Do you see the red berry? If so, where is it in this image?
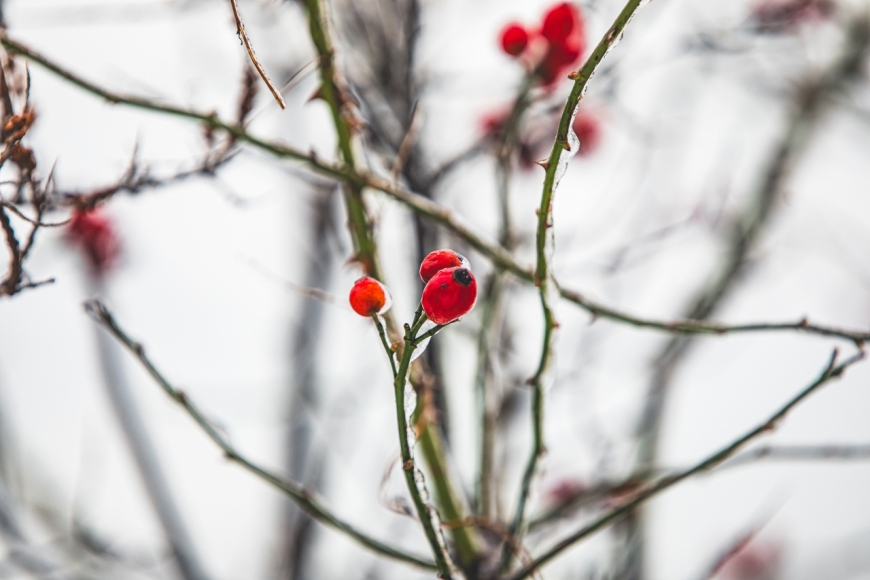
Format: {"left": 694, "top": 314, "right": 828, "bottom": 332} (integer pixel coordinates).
{"left": 538, "top": 20, "right": 585, "bottom": 86}
{"left": 349, "top": 276, "right": 392, "bottom": 316}
{"left": 572, "top": 111, "right": 601, "bottom": 156}
{"left": 752, "top": 0, "right": 833, "bottom": 32}
{"left": 541, "top": 3, "right": 581, "bottom": 43}
{"left": 419, "top": 249, "right": 468, "bottom": 283}
{"left": 500, "top": 23, "right": 529, "bottom": 57}
{"left": 421, "top": 267, "right": 477, "bottom": 325}
{"left": 65, "top": 208, "right": 121, "bottom": 277}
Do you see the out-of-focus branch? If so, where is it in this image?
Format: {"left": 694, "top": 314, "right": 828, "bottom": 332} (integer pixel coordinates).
{"left": 91, "top": 287, "right": 211, "bottom": 580}
{"left": 621, "top": 15, "right": 870, "bottom": 579}
{"left": 505, "top": 0, "right": 649, "bottom": 571}
{"left": 528, "top": 442, "right": 870, "bottom": 532}
{"left": 474, "top": 71, "right": 535, "bottom": 523}
{"left": 0, "top": 206, "right": 21, "bottom": 296}
{"left": 282, "top": 186, "right": 335, "bottom": 580}
{"left": 722, "top": 443, "right": 870, "bottom": 467}
{"left": 7, "top": 34, "right": 870, "bottom": 345}
{"left": 504, "top": 348, "right": 865, "bottom": 580}
{"left": 84, "top": 300, "right": 438, "bottom": 572}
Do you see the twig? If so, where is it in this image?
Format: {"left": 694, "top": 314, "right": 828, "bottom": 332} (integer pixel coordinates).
{"left": 722, "top": 443, "right": 870, "bottom": 468}
{"left": 90, "top": 282, "right": 211, "bottom": 580}
{"left": 390, "top": 102, "right": 421, "bottom": 182}
{"left": 387, "top": 318, "right": 459, "bottom": 578}
{"left": 228, "top": 0, "right": 285, "bottom": 109}
{"left": 239, "top": 255, "right": 337, "bottom": 305}
{"left": 83, "top": 299, "right": 438, "bottom": 572}
{"left": 504, "top": 348, "right": 866, "bottom": 580}
{"left": 373, "top": 315, "right": 398, "bottom": 377}
{"left": 505, "top": 0, "right": 650, "bottom": 570}
{"left": 529, "top": 442, "right": 870, "bottom": 531}
{"left": 0, "top": 202, "right": 67, "bottom": 227}
{"left": 7, "top": 34, "right": 870, "bottom": 344}
{"left": 0, "top": 205, "right": 21, "bottom": 297}
{"left": 442, "top": 517, "right": 542, "bottom": 580}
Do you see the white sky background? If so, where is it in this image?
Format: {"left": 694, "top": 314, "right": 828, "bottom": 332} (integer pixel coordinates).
{"left": 0, "top": 0, "right": 869, "bottom": 579}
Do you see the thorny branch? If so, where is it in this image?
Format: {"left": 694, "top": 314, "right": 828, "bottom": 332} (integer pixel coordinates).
{"left": 505, "top": 0, "right": 650, "bottom": 570}
{"left": 386, "top": 312, "right": 459, "bottom": 578}
{"left": 4, "top": 32, "right": 870, "bottom": 347}
{"left": 504, "top": 348, "right": 866, "bottom": 580}
{"left": 84, "top": 299, "right": 438, "bottom": 572}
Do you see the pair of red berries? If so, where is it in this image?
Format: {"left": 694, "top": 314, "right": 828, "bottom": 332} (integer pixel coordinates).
{"left": 500, "top": 3, "right": 586, "bottom": 86}
{"left": 349, "top": 250, "right": 478, "bottom": 325}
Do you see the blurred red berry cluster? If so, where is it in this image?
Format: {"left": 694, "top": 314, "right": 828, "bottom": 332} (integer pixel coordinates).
{"left": 751, "top": 0, "right": 834, "bottom": 32}
{"left": 481, "top": 107, "right": 603, "bottom": 168}
{"left": 65, "top": 208, "right": 121, "bottom": 278}
{"left": 499, "top": 2, "right": 586, "bottom": 87}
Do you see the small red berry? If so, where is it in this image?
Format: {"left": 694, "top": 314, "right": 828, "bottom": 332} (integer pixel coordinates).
{"left": 500, "top": 23, "right": 529, "bottom": 57}
{"left": 541, "top": 3, "right": 581, "bottom": 43}
{"left": 349, "top": 276, "right": 392, "bottom": 316}
{"left": 572, "top": 111, "right": 601, "bottom": 156}
{"left": 65, "top": 208, "right": 121, "bottom": 277}
{"left": 419, "top": 249, "right": 468, "bottom": 283}
{"left": 752, "top": 0, "right": 833, "bottom": 32}
{"left": 421, "top": 267, "right": 477, "bottom": 325}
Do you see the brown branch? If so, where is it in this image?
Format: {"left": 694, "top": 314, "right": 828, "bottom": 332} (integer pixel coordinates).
{"left": 6, "top": 33, "right": 870, "bottom": 344}
{"left": 84, "top": 300, "right": 438, "bottom": 571}
{"left": 0, "top": 205, "right": 21, "bottom": 296}
{"left": 504, "top": 348, "right": 865, "bottom": 580}
{"left": 228, "top": 0, "right": 285, "bottom": 109}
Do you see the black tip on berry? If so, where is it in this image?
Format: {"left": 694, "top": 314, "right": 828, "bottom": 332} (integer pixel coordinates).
{"left": 452, "top": 268, "right": 473, "bottom": 287}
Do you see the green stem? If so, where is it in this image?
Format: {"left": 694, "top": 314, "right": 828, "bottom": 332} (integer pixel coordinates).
{"left": 372, "top": 315, "right": 397, "bottom": 377}
{"left": 393, "top": 323, "right": 457, "bottom": 578}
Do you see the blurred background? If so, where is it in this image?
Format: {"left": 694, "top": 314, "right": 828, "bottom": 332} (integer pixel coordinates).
{"left": 0, "top": 0, "right": 869, "bottom": 579}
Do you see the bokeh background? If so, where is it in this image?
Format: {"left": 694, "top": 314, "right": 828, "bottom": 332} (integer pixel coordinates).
{"left": 0, "top": 0, "right": 869, "bottom": 579}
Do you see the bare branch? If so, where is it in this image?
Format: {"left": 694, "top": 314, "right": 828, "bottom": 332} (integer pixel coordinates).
{"left": 84, "top": 299, "right": 438, "bottom": 572}
{"left": 227, "top": 0, "right": 286, "bottom": 109}
{"left": 504, "top": 348, "right": 866, "bottom": 580}
{"left": 6, "top": 34, "right": 870, "bottom": 344}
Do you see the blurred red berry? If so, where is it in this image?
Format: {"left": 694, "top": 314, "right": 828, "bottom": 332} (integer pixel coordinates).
{"left": 546, "top": 479, "right": 588, "bottom": 505}
{"left": 500, "top": 23, "right": 529, "bottom": 57}
{"left": 495, "top": 3, "right": 586, "bottom": 88}
{"left": 419, "top": 249, "right": 468, "bottom": 283}
{"left": 752, "top": 0, "right": 833, "bottom": 32}
{"left": 720, "top": 542, "right": 782, "bottom": 580}
{"left": 572, "top": 110, "right": 601, "bottom": 156}
{"left": 541, "top": 2, "right": 581, "bottom": 43}
{"left": 480, "top": 109, "right": 509, "bottom": 141}
{"left": 538, "top": 4, "right": 586, "bottom": 86}
{"left": 349, "top": 276, "right": 392, "bottom": 316}
{"left": 65, "top": 208, "right": 121, "bottom": 277}
{"left": 421, "top": 267, "right": 477, "bottom": 325}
